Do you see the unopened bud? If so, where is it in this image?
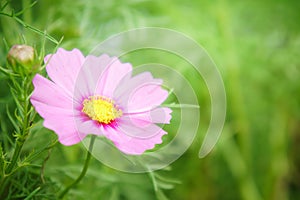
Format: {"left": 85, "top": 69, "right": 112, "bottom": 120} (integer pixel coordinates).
{"left": 7, "top": 44, "right": 35, "bottom": 73}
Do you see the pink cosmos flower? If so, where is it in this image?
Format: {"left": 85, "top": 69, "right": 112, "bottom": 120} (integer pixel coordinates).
{"left": 30, "top": 48, "right": 172, "bottom": 155}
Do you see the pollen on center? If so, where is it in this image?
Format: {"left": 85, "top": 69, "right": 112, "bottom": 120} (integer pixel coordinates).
{"left": 82, "top": 96, "right": 122, "bottom": 124}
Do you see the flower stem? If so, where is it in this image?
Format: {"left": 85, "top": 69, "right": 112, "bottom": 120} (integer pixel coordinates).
{"left": 58, "top": 136, "right": 96, "bottom": 199}
{"left": 0, "top": 79, "right": 32, "bottom": 198}
{"left": 5, "top": 138, "right": 24, "bottom": 174}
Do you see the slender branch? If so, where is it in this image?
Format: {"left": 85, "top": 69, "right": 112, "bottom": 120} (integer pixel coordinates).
{"left": 0, "top": 77, "right": 32, "bottom": 198}
{"left": 5, "top": 79, "right": 30, "bottom": 174}
{"left": 5, "top": 138, "right": 24, "bottom": 175}
{"left": 58, "top": 136, "right": 96, "bottom": 199}
{"left": 0, "top": 11, "right": 59, "bottom": 44}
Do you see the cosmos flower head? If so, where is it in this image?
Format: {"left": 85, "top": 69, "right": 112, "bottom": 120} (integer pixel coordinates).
{"left": 30, "top": 48, "right": 172, "bottom": 155}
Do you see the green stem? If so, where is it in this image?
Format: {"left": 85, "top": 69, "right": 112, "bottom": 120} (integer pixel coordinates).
{"left": 22, "top": 0, "right": 32, "bottom": 25}
{"left": 58, "top": 136, "right": 96, "bottom": 199}
{"left": 0, "top": 177, "right": 8, "bottom": 198}
{"left": 0, "top": 78, "right": 32, "bottom": 198}
{"left": 0, "top": 11, "right": 59, "bottom": 44}
{"left": 5, "top": 139, "right": 24, "bottom": 174}
{"left": 5, "top": 81, "right": 30, "bottom": 174}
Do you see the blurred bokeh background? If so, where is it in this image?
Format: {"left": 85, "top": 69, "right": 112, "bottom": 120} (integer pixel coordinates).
{"left": 0, "top": 0, "right": 300, "bottom": 199}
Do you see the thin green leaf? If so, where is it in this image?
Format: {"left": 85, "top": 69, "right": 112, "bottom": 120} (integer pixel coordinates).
{"left": 9, "top": 81, "right": 22, "bottom": 96}
{"left": 149, "top": 171, "right": 158, "bottom": 191}
{"left": 0, "top": 10, "right": 59, "bottom": 44}
{"left": 24, "top": 187, "right": 40, "bottom": 200}
{"left": 156, "top": 189, "right": 169, "bottom": 200}
{"left": 154, "top": 173, "right": 181, "bottom": 184}
{"left": 10, "top": 91, "right": 24, "bottom": 116}
{"left": 2, "top": 37, "right": 9, "bottom": 51}
{"left": 0, "top": 66, "right": 18, "bottom": 77}
{"left": 20, "top": 33, "right": 27, "bottom": 44}
{"left": 15, "top": 115, "right": 25, "bottom": 132}
{"left": 156, "top": 180, "right": 175, "bottom": 190}
{"left": 6, "top": 106, "right": 19, "bottom": 132}
{"left": 15, "top": 1, "right": 38, "bottom": 17}
{"left": 0, "top": 1, "right": 9, "bottom": 11}
{"left": 109, "top": 186, "right": 119, "bottom": 200}
{"left": 0, "top": 145, "right": 6, "bottom": 176}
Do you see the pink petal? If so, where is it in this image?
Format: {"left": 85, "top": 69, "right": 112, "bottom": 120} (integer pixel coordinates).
{"left": 114, "top": 72, "right": 153, "bottom": 103}
{"left": 74, "top": 54, "right": 109, "bottom": 99}
{"left": 103, "top": 126, "right": 167, "bottom": 155}
{"left": 30, "top": 100, "right": 75, "bottom": 120}
{"left": 116, "top": 117, "right": 165, "bottom": 138}
{"left": 114, "top": 72, "right": 169, "bottom": 113}
{"left": 44, "top": 119, "right": 86, "bottom": 146}
{"left": 31, "top": 100, "right": 102, "bottom": 145}
{"left": 127, "top": 83, "right": 168, "bottom": 112}
{"left": 73, "top": 55, "right": 132, "bottom": 101}
{"left": 31, "top": 100, "right": 85, "bottom": 145}
{"left": 45, "top": 48, "right": 84, "bottom": 96}
{"left": 77, "top": 120, "right": 103, "bottom": 136}
{"left": 30, "top": 74, "right": 97, "bottom": 145}
{"left": 94, "top": 56, "right": 132, "bottom": 98}
{"left": 124, "top": 107, "right": 172, "bottom": 126}
{"left": 31, "top": 74, "right": 73, "bottom": 109}
{"left": 58, "top": 132, "right": 86, "bottom": 146}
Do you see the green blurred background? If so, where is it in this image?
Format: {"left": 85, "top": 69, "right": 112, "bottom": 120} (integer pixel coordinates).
{"left": 0, "top": 0, "right": 300, "bottom": 199}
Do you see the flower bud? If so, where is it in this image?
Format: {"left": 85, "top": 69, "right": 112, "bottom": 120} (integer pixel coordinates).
{"left": 7, "top": 44, "right": 35, "bottom": 73}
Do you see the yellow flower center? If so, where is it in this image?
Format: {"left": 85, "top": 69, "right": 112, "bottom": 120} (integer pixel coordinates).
{"left": 82, "top": 96, "right": 122, "bottom": 124}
